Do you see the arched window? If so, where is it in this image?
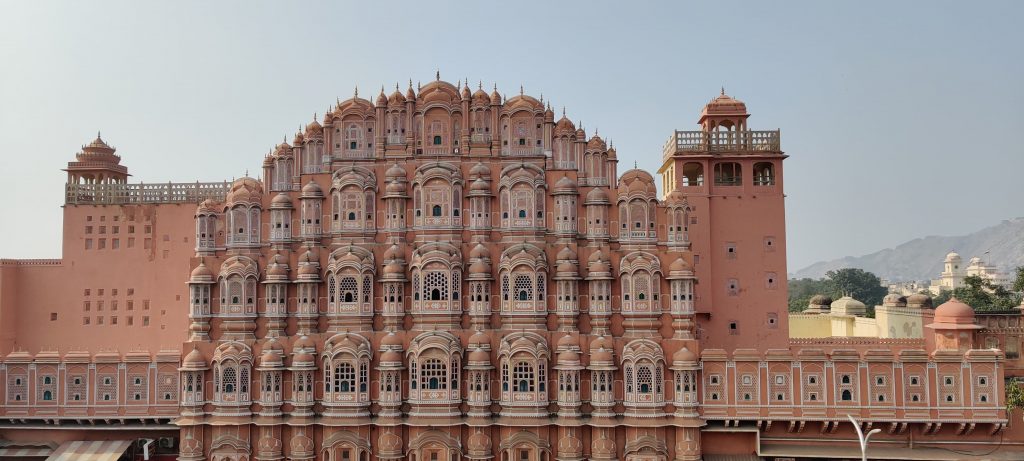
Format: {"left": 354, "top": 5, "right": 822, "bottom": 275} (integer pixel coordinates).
{"left": 713, "top": 162, "right": 742, "bottom": 186}
{"left": 753, "top": 162, "right": 774, "bottom": 186}
{"left": 842, "top": 390, "right": 852, "bottom": 401}
{"left": 432, "top": 205, "right": 442, "bottom": 217}
{"left": 223, "top": 367, "right": 237, "bottom": 393}
{"left": 682, "top": 162, "right": 704, "bottom": 187}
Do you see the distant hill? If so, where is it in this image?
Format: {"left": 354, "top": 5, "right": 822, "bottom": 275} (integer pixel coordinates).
{"left": 793, "top": 218, "right": 1024, "bottom": 282}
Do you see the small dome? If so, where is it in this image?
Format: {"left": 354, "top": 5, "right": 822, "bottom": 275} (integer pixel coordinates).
{"left": 469, "top": 243, "right": 490, "bottom": 260}
{"left": 556, "top": 246, "right": 577, "bottom": 261}
{"left": 293, "top": 335, "right": 315, "bottom": 352}
{"left": 301, "top": 181, "right": 324, "bottom": 198}
{"left": 383, "top": 244, "right": 401, "bottom": 261}
{"left": 468, "top": 178, "right": 489, "bottom": 192}
{"left": 298, "top": 263, "right": 319, "bottom": 276}
{"left": 883, "top": 293, "right": 907, "bottom": 307}
{"left": 260, "top": 349, "right": 282, "bottom": 367}
{"left": 557, "top": 333, "right": 579, "bottom": 349}
{"left": 673, "top": 346, "right": 697, "bottom": 363}
{"left": 558, "top": 349, "right": 580, "bottom": 364}
{"left": 292, "top": 352, "right": 315, "bottom": 365}
{"left": 830, "top": 296, "right": 867, "bottom": 316}
{"left": 383, "top": 260, "right": 405, "bottom": 275}
{"left": 385, "top": 179, "right": 407, "bottom": 194}
{"left": 292, "top": 131, "right": 305, "bottom": 145}
{"left": 934, "top": 298, "right": 976, "bottom": 323}
{"left": 590, "top": 335, "right": 614, "bottom": 352}
{"left": 554, "top": 116, "right": 576, "bottom": 135}
{"left": 271, "top": 193, "right": 293, "bottom": 208}
{"left": 461, "top": 83, "right": 472, "bottom": 99}
{"left": 906, "top": 293, "right": 933, "bottom": 308}
{"left": 190, "top": 262, "right": 213, "bottom": 281}
{"left": 489, "top": 87, "right": 501, "bottom": 105}
{"left": 590, "top": 347, "right": 613, "bottom": 363}
{"left": 587, "top": 135, "right": 607, "bottom": 151}
{"left": 468, "top": 347, "right": 490, "bottom": 363}
{"left": 183, "top": 347, "right": 206, "bottom": 367}
{"left": 470, "top": 162, "right": 491, "bottom": 178}
{"left": 379, "top": 350, "right": 402, "bottom": 364}
{"left": 471, "top": 87, "right": 490, "bottom": 106}
{"left": 809, "top": 294, "right": 833, "bottom": 307}
{"left": 670, "top": 257, "right": 690, "bottom": 272}
{"left": 196, "top": 199, "right": 220, "bottom": 214}
{"left": 945, "top": 252, "right": 961, "bottom": 262}
{"left": 305, "top": 118, "right": 323, "bottom": 135}
{"left": 585, "top": 187, "right": 610, "bottom": 204}
{"left": 556, "top": 261, "right": 576, "bottom": 274}
{"left": 266, "top": 261, "right": 288, "bottom": 278}
{"left": 381, "top": 331, "right": 403, "bottom": 348}
{"left": 620, "top": 169, "right": 657, "bottom": 197}
{"left": 553, "top": 176, "right": 578, "bottom": 193}
{"left": 469, "top": 330, "right": 490, "bottom": 348}
{"left": 469, "top": 260, "right": 491, "bottom": 275}
{"left": 386, "top": 163, "right": 407, "bottom": 178}
{"left": 376, "top": 88, "right": 388, "bottom": 106}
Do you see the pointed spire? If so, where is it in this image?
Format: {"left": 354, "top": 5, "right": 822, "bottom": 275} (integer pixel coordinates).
{"left": 97, "top": 130, "right": 102, "bottom": 139}
{"left": 519, "top": 84, "right": 524, "bottom": 96}
{"left": 562, "top": 106, "right": 566, "bottom": 117}
{"left": 408, "top": 79, "right": 413, "bottom": 89}
{"left": 353, "top": 85, "right": 358, "bottom": 97}
{"left": 478, "top": 80, "right": 483, "bottom": 90}
{"left": 721, "top": 86, "right": 725, "bottom": 96}
{"left": 395, "top": 82, "right": 400, "bottom": 91}
{"left": 436, "top": 69, "right": 440, "bottom": 81}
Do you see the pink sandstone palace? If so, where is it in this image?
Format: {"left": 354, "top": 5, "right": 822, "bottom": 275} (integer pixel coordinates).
{"left": 1, "top": 76, "right": 1022, "bottom": 460}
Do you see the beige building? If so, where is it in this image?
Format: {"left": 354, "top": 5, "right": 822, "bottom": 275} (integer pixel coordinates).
{"left": 789, "top": 294, "right": 932, "bottom": 339}
{"left": 928, "top": 252, "right": 1011, "bottom": 294}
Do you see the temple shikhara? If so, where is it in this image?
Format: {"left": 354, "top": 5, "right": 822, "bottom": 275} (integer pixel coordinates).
{"left": 0, "top": 76, "right": 1020, "bottom": 460}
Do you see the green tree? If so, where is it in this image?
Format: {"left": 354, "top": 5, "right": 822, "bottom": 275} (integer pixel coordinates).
{"left": 949, "top": 275, "right": 1022, "bottom": 311}
{"left": 823, "top": 268, "right": 888, "bottom": 315}
{"left": 1013, "top": 266, "right": 1024, "bottom": 293}
{"left": 932, "top": 289, "right": 952, "bottom": 306}
{"left": 787, "top": 278, "right": 830, "bottom": 312}
{"left": 1006, "top": 378, "right": 1024, "bottom": 415}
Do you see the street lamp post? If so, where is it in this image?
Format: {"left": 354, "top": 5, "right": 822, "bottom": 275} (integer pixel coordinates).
{"left": 847, "top": 414, "right": 882, "bottom": 461}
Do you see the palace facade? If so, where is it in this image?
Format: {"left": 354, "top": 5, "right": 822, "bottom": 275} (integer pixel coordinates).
{"left": 0, "top": 77, "right": 1019, "bottom": 460}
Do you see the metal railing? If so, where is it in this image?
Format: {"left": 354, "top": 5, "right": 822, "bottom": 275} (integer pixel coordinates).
{"left": 65, "top": 181, "right": 230, "bottom": 205}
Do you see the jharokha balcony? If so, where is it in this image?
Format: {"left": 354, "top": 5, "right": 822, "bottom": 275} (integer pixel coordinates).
{"left": 662, "top": 129, "right": 781, "bottom": 161}
{"left": 65, "top": 181, "right": 230, "bottom": 205}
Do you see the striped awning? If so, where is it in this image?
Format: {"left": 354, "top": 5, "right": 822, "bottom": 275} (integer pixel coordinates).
{"left": 46, "top": 440, "right": 132, "bottom": 461}
{"left": 0, "top": 446, "right": 55, "bottom": 457}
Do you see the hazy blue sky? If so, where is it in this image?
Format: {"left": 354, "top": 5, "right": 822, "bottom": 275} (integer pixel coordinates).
{"left": 1, "top": 1, "right": 1021, "bottom": 272}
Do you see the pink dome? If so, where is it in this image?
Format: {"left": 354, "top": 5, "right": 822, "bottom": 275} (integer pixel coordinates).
{"left": 379, "top": 350, "right": 402, "bottom": 364}
{"left": 934, "top": 298, "right": 976, "bottom": 324}
{"left": 468, "top": 347, "right": 490, "bottom": 363}
{"left": 183, "top": 347, "right": 206, "bottom": 367}
{"left": 380, "top": 331, "right": 403, "bottom": 348}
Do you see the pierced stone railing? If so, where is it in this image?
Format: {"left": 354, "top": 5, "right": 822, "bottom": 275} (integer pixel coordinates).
{"left": 65, "top": 181, "right": 230, "bottom": 205}
{"left": 471, "top": 133, "right": 492, "bottom": 143}
{"left": 663, "top": 129, "right": 781, "bottom": 160}
{"left": 501, "top": 146, "right": 544, "bottom": 157}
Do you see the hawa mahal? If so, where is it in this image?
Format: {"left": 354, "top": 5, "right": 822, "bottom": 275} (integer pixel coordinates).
{"left": 0, "top": 75, "right": 1019, "bottom": 460}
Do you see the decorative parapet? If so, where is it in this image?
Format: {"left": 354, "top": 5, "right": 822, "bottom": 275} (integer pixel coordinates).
{"left": 662, "top": 129, "right": 781, "bottom": 161}
{"left": 65, "top": 181, "right": 230, "bottom": 205}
